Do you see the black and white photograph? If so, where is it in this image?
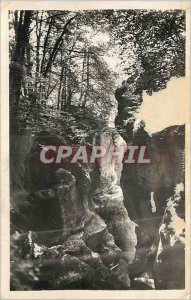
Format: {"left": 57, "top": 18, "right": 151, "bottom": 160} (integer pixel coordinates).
{"left": 0, "top": 0, "right": 190, "bottom": 298}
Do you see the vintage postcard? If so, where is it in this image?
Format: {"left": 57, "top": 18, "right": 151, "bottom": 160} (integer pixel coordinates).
{"left": 0, "top": 0, "right": 190, "bottom": 299}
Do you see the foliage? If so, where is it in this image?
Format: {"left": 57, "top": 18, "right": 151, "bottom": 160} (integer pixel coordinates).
{"left": 108, "top": 9, "right": 185, "bottom": 94}
{"left": 9, "top": 10, "right": 118, "bottom": 132}
{"left": 9, "top": 9, "right": 185, "bottom": 133}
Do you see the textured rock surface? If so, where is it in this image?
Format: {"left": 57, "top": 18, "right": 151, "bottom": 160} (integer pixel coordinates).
{"left": 10, "top": 102, "right": 185, "bottom": 290}
{"left": 114, "top": 77, "right": 185, "bottom": 289}
{"left": 120, "top": 123, "right": 185, "bottom": 288}
{"left": 10, "top": 128, "right": 136, "bottom": 290}
{"left": 91, "top": 130, "right": 137, "bottom": 263}
{"left": 10, "top": 133, "right": 34, "bottom": 232}
{"left": 115, "top": 74, "right": 143, "bottom": 139}
{"left": 153, "top": 183, "right": 185, "bottom": 289}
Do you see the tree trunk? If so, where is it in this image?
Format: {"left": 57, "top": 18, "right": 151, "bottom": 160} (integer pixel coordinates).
{"left": 36, "top": 13, "right": 43, "bottom": 76}
{"left": 40, "top": 16, "right": 54, "bottom": 74}
{"left": 10, "top": 10, "right": 33, "bottom": 132}
{"left": 57, "top": 60, "right": 65, "bottom": 110}
{"left": 82, "top": 50, "right": 90, "bottom": 108}
{"left": 43, "top": 15, "right": 77, "bottom": 77}
{"left": 61, "top": 67, "right": 67, "bottom": 111}
{"left": 78, "top": 51, "right": 86, "bottom": 106}
{"left": 67, "top": 88, "right": 74, "bottom": 107}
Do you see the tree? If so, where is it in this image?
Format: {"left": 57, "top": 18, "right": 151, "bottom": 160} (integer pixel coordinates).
{"left": 95, "top": 9, "right": 186, "bottom": 133}
{"left": 43, "top": 14, "right": 78, "bottom": 77}
{"left": 9, "top": 9, "right": 185, "bottom": 132}
{"left": 10, "top": 10, "right": 33, "bottom": 131}
{"left": 108, "top": 9, "right": 185, "bottom": 93}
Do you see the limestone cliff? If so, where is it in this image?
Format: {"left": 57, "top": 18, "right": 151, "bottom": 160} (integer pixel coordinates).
{"left": 115, "top": 77, "right": 185, "bottom": 289}
{"left": 10, "top": 111, "right": 137, "bottom": 290}
{"left": 10, "top": 99, "right": 185, "bottom": 290}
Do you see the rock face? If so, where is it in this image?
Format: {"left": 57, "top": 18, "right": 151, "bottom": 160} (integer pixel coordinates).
{"left": 10, "top": 128, "right": 137, "bottom": 290}
{"left": 10, "top": 92, "right": 185, "bottom": 290}
{"left": 114, "top": 74, "right": 185, "bottom": 289}
{"left": 10, "top": 133, "right": 34, "bottom": 232}
{"left": 91, "top": 130, "right": 137, "bottom": 263}
{"left": 120, "top": 123, "right": 185, "bottom": 288}
{"left": 115, "top": 75, "right": 143, "bottom": 141}
{"left": 153, "top": 183, "right": 185, "bottom": 289}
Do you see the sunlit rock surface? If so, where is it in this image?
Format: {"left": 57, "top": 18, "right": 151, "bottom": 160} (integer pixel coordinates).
{"left": 91, "top": 130, "right": 137, "bottom": 263}
{"left": 153, "top": 183, "right": 185, "bottom": 289}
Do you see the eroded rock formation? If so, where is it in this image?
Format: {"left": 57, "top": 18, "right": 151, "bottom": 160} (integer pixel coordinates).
{"left": 10, "top": 83, "right": 185, "bottom": 290}
{"left": 10, "top": 128, "right": 138, "bottom": 290}
{"left": 91, "top": 130, "right": 137, "bottom": 263}
{"left": 153, "top": 183, "right": 185, "bottom": 289}
{"left": 115, "top": 76, "right": 185, "bottom": 289}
